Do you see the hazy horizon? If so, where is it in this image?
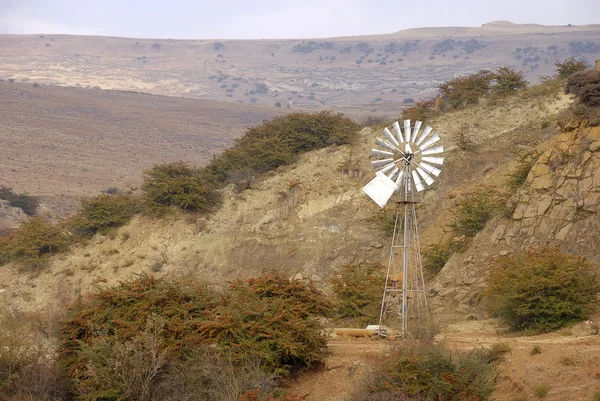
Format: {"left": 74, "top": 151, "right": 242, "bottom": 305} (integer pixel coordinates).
{"left": 0, "top": 0, "right": 598, "bottom": 40}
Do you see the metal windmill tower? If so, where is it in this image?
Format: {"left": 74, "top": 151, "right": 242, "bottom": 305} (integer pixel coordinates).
{"left": 362, "top": 119, "right": 444, "bottom": 337}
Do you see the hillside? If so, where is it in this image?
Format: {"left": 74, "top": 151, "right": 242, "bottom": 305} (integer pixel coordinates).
{"left": 2, "top": 73, "right": 600, "bottom": 400}
{"left": 0, "top": 78, "right": 575, "bottom": 314}
{"left": 1, "top": 22, "right": 599, "bottom": 113}
{"left": 2, "top": 62, "right": 600, "bottom": 400}
{"left": 0, "top": 81, "right": 282, "bottom": 208}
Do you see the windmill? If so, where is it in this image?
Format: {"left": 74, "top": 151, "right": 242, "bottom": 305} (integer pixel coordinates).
{"left": 362, "top": 119, "right": 443, "bottom": 337}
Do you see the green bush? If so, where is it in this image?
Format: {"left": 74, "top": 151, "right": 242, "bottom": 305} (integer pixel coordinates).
{"left": 555, "top": 58, "right": 588, "bottom": 78}
{"left": 207, "top": 111, "right": 360, "bottom": 183}
{"left": 331, "top": 263, "right": 384, "bottom": 323}
{"left": 0, "top": 186, "right": 39, "bottom": 216}
{"left": 438, "top": 67, "right": 527, "bottom": 109}
{"left": 492, "top": 67, "right": 528, "bottom": 95}
{"left": 357, "top": 341, "right": 497, "bottom": 401}
{"left": 485, "top": 248, "right": 600, "bottom": 333}
{"left": 58, "top": 274, "right": 330, "bottom": 400}
{"left": 205, "top": 276, "right": 331, "bottom": 373}
{"left": 450, "top": 188, "right": 506, "bottom": 237}
{"left": 142, "top": 162, "right": 221, "bottom": 214}
{"left": 438, "top": 70, "right": 495, "bottom": 108}
{"left": 68, "top": 193, "right": 143, "bottom": 236}
{"left": 0, "top": 217, "right": 70, "bottom": 271}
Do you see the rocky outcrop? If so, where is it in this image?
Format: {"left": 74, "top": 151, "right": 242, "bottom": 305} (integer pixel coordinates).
{"left": 0, "top": 199, "right": 27, "bottom": 231}
{"left": 430, "top": 118, "right": 600, "bottom": 321}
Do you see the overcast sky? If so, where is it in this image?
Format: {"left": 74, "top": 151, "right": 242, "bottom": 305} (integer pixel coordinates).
{"left": 0, "top": 0, "right": 597, "bottom": 39}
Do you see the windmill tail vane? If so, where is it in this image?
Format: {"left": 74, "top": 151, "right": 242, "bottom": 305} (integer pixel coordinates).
{"left": 362, "top": 119, "right": 443, "bottom": 338}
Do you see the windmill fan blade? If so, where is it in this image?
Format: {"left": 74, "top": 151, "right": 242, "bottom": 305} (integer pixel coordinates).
{"left": 405, "top": 143, "right": 413, "bottom": 154}
{"left": 392, "top": 121, "right": 403, "bottom": 143}
{"left": 382, "top": 127, "right": 400, "bottom": 147}
{"left": 420, "top": 133, "right": 440, "bottom": 150}
{"left": 411, "top": 170, "right": 425, "bottom": 192}
{"left": 411, "top": 120, "right": 422, "bottom": 142}
{"left": 375, "top": 137, "right": 397, "bottom": 152}
{"left": 403, "top": 120, "right": 411, "bottom": 143}
{"left": 388, "top": 166, "right": 400, "bottom": 180}
{"left": 372, "top": 149, "right": 393, "bottom": 158}
{"left": 416, "top": 167, "right": 435, "bottom": 186}
{"left": 371, "top": 158, "right": 394, "bottom": 168}
{"left": 380, "top": 163, "right": 396, "bottom": 174}
{"left": 421, "top": 156, "right": 444, "bottom": 165}
{"left": 362, "top": 172, "right": 399, "bottom": 208}
{"left": 395, "top": 170, "right": 405, "bottom": 186}
{"left": 421, "top": 145, "right": 444, "bottom": 156}
{"left": 416, "top": 125, "right": 433, "bottom": 145}
{"left": 419, "top": 161, "right": 442, "bottom": 177}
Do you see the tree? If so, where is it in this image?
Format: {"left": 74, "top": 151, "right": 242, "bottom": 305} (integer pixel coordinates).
{"left": 0, "top": 217, "right": 69, "bottom": 271}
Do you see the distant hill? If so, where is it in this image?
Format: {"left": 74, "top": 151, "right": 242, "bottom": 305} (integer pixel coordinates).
{"left": 1, "top": 22, "right": 599, "bottom": 113}
{"left": 0, "top": 81, "right": 282, "bottom": 199}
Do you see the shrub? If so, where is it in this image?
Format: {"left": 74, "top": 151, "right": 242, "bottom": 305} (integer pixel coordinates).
{"left": 331, "top": 263, "right": 384, "bottom": 323}
{"left": 58, "top": 274, "right": 330, "bottom": 399}
{"left": 492, "top": 67, "right": 528, "bottom": 95}
{"left": 255, "top": 83, "right": 268, "bottom": 94}
{"left": 0, "top": 186, "right": 39, "bottom": 216}
{"left": 438, "top": 70, "right": 495, "bottom": 108}
{"left": 357, "top": 341, "right": 497, "bottom": 401}
{"left": 485, "top": 248, "right": 600, "bottom": 333}
{"left": 142, "top": 162, "right": 221, "bottom": 214}
{"left": 530, "top": 345, "right": 542, "bottom": 355}
{"left": 0, "top": 217, "right": 69, "bottom": 271}
{"left": 207, "top": 111, "right": 360, "bottom": 183}
{"left": 555, "top": 58, "right": 588, "bottom": 78}
{"left": 533, "top": 383, "right": 550, "bottom": 398}
{"left": 401, "top": 98, "right": 437, "bottom": 122}
{"left": 159, "top": 347, "right": 280, "bottom": 401}
{"left": 204, "top": 275, "right": 331, "bottom": 373}
{"left": 507, "top": 151, "right": 541, "bottom": 190}
{"left": 0, "top": 311, "right": 67, "bottom": 401}
{"left": 68, "top": 193, "right": 143, "bottom": 236}
{"left": 450, "top": 188, "right": 506, "bottom": 237}
{"left": 565, "top": 69, "right": 600, "bottom": 100}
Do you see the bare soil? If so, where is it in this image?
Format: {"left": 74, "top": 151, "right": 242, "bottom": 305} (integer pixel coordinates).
{"left": 290, "top": 318, "right": 600, "bottom": 401}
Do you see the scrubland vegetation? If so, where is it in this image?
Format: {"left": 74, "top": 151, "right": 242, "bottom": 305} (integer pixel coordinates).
{"left": 1, "top": 275, "right": 329, "bottom": 400}
{"left": 0, "top": 111, "right": 360, "bottom": 271}
{"left": 355, "top": 340, "right": 506, "bottom": 401}
{"left": 2, "top": 58, "right": 600, "bottom": 400}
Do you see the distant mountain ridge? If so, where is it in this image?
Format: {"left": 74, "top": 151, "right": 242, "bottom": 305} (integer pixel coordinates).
{"left": 1, "top": 22, "right": 599, "bottom": 113}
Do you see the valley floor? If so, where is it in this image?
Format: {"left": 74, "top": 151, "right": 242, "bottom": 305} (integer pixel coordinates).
{"left": 290, "top": 318, "right": 600, "bottom": 401}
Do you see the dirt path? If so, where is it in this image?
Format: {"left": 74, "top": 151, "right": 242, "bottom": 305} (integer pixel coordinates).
{"left": 288, "top": 319, "right": 600, "bottom": 401}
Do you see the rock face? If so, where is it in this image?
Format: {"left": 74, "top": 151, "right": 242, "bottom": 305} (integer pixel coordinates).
{"left": 430, "top": 118, "right": 600, "bottom": 321}
{"left": 0, "top": 199, "right": 27, "bottom": 231}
